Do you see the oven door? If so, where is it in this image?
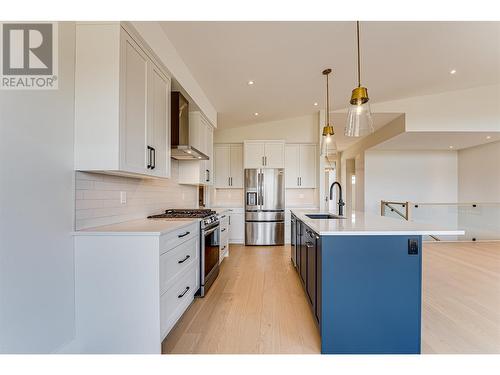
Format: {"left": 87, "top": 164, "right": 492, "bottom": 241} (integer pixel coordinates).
{"left": 200, "top": 222, "right": 220, "bottom": 296}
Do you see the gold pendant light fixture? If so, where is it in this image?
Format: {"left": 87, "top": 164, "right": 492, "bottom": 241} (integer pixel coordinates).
{"left": 322, "top": 68, "right": 334, "bottom": 143}
{"left": 345, "top": 21, "right": 374, "bottom": 137}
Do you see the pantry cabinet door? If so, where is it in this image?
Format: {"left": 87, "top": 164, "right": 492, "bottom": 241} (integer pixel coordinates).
{"left": 120, "top": 32, "right": 148, "bottom": 174}
{"left": 285, "top": 144, "right": 300, "bottom": 188}
{"left": 299, "top": 144, "right": 317, "bottom": 188}
{"left": 230, "top": 144, "right": 244, "bottom": 188}
{"left": 215, "top": 145, "right": 231, "bottom": 188}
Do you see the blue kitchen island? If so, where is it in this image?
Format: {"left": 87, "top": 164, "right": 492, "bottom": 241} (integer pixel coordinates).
{"left": 290, "top": 209, "right": 464, "bottom": 354}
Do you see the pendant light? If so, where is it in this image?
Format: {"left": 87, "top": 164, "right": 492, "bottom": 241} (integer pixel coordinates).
{"left": 322, "top": 68, "right": 334, "bottom": 142}
{"left": 345, "top": 21, "right": 374, "bottom": 137}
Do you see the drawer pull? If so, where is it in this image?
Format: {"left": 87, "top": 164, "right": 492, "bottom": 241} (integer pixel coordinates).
{"left": 178, "top": 286, "right": 190, "bottom": 298}
{"left": 221, "top": 215, "right": 226, "bottom": 219}
{"left": 178, "top": 231, "right": 190, "bottom": 238}
{"left": 178, "top": 255, "right": 191, "bottom": 264}
{"left": 221, "top": 228, "right": 226, "bottom": 232}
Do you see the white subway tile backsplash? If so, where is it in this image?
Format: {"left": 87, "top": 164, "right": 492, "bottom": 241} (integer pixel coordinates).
{"left": 75, "top": 161, "right": 198, "bottom": 230}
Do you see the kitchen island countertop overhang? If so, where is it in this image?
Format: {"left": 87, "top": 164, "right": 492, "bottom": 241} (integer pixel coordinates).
{"left": 291, "top": 209, "right": 465, "bottom": 237}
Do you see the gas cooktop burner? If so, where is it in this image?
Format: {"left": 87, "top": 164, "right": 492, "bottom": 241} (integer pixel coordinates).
{"left": 147, "top": 209, "right": 217, "bottom": 219}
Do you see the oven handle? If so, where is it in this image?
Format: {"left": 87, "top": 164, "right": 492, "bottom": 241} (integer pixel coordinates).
{"left": 204, "top": 225, "right": 219, "bottom": 236}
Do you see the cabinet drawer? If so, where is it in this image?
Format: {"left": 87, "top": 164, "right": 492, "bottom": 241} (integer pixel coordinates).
{"left": 160, "top": 263, "right": 197, "bottom": 339}
{"left": 160, "top": 236, "right": 198, "bottom": 295}
{"left": 159, "top": 222, "right": 199, "bottom": 254}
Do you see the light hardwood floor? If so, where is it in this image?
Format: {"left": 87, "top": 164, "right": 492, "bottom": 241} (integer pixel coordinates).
{"left": 162, "top": 242, "right": 500, "bottom": 354}
{"left": 422, "top": 241, "right": 500, "bottom": 353}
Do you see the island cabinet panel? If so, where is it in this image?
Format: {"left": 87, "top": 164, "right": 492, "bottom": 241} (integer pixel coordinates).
{"left": 320, "top": 235, "right": 422, "bottom": 354}
{"left": 305, "top": 228, "right": 317, "bottom": 308}
{"left": 299, "top": 223, "right": 307, "bottom": 286}
{"left": 315, "top": 237, "right": 322, "bottom": 325}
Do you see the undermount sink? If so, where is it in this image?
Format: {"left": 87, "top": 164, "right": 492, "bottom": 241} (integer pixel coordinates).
{"left": 305, "top": 213, "right": 345, "bottom": 220}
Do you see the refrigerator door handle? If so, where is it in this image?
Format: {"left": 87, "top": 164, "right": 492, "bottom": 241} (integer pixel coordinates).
{"left": 258, "top": 172, "right": 264, "bottom": 206}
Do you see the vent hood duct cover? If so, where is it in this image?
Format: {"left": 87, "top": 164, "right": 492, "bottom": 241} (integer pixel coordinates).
{"left": 171, "top": 91, "right": 209, "bottom": 160}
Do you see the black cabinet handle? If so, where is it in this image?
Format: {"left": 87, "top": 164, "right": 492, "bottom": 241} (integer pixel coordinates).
{"left": 221, "top": 215, "right": 226, "bottom": 219}
{"left": 178, "top": 255, "right": 190, "bottom": 264}
{"left": 221, "top": 228, "right": 226, "bottom": 232}
{"left": 206, "top": 169, "right": 209, "bottom": 182}
{"left": 151, "top": 147, "right": 156, "bottom": 170}
{"left": 222, "top": 245, "right": 226, "bottom": 250}
{"left": 305, "top": 241, "right": 314, "bottom": 248}
{"left": 177, "top": 286, "right": 190, "bottom": 298}
{"left": 147, "top": 146, "right": 152, "bottom": 169}
{"left": 178, "top": 231, "right": 190, "bottom": 238}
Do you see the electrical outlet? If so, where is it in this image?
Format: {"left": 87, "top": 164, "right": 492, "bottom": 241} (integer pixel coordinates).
{"left": 120, "top": 191, "right": 127, "bottom": 205}
{"left": 408, "top": 239, "right": 419, "bottom": 255}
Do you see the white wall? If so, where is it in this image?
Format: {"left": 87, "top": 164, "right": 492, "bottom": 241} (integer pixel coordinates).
{"left": 338, "top": 115, "right": 406, "bottom": 211}
{"left": 371, "top": 84, "right": 500, "bottom": 133}
{"left": 0, "top": 23, "right": 76, "bottom": 353}
{"left": 364, "top": 150, "right": 458, "bottom": 215}
{"left": 75, "top": 161, "right": 198, "bottom": 230}
{"left": 214, "top": 114, "right": 318, "bottom": 143}
{"left": 458, "top": 141, "right": 500, "bottom": 202}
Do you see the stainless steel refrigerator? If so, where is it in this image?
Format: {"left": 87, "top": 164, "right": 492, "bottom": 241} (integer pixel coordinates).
{"left": 245, "top": 168, "right": 285, "bottom": 245}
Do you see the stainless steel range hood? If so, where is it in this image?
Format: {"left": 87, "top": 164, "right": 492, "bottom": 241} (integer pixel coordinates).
{"left": 171, "top": 92, "right": 209, "bottom": 160}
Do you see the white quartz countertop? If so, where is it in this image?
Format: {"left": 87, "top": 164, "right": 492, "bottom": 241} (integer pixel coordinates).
{"left": 73, "top": 218, "right": 200, "bottom": 236}
{"left": 291, "top": 209, "right": 465, "bottom": 236}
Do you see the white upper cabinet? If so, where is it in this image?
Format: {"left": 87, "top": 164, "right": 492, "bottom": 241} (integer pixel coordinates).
{"left": 147, "top": 62, "right": 171, "bottom": 178}
{"left": 285, "top": 144, "right": 317, "bottom": 188}
{"left": 285, "top": 144, "right": 300, "bottom": 187}
{"left": 178, "top": 111, "right": 215, "bottom": 185}
{"left": 230, "top": 144, "right": 244, "bottom": 188}
{"left": 243, "top": 141, "right": 285, "bottom": 169}
{"left": 215, "top": 145, "right": 230, "bottom": 188}
{"left": 74, "top": 23, "right": 171, "bottom": 179}
{"left": 214, "top": 144, "right": 243, "bottom": 188}
{"left": 243, "top": 142, "right": 265, "bottom": 169}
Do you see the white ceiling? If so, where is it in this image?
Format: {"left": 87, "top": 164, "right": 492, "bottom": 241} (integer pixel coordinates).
{"left": 373, "top": 132, "right": 500, "bottom": 151}
{"left": 160, "top": 21, "right": 500, "bottom": 129}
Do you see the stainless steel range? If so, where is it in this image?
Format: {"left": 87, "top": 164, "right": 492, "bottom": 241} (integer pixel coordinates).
{"left": 148, "top": 209, "right": 220, "bottom": 297}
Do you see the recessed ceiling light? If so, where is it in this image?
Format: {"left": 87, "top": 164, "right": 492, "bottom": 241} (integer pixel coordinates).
{"left": 198, "top": 156, "right": 202, "bottom": 159}
{"left": 247, "top": 80, "right": 255, "bottom": 85}
{"left": 486, "top": 136, "right": 492, "bottom": 140}
{"left": 254, "top": 112, "right": 259, "bottom": 116}
{"left": 450, "top": 69, "right": 457, "bottom": 75}
{"left": 186, "top": 150, "right": 192, "bottom": 154}
{"left": 314, "top": 102, "right": 319, "bottom": 106}
{"left": 449, "top": 145, "right": 454, "bottom": 149}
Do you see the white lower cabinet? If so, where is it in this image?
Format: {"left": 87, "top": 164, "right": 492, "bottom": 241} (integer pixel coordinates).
{"left": 160, "top": 262, "right": 198, "bottom": 338}
{"left": 219, "top": 212, "right": 230, "bottom": 262}
{"left": 74, "top": 221, "right": 199, "bottom": 353}
{"left": 228, "top": 209, "right": 245, "bottom": 244}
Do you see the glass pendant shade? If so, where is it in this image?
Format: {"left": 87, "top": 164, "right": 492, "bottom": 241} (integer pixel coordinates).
{"left": 345, "top": 100, "right": 374, "bottom": 137}
{"left": 345, "top": 21, "right": 375, "bottom": 137}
